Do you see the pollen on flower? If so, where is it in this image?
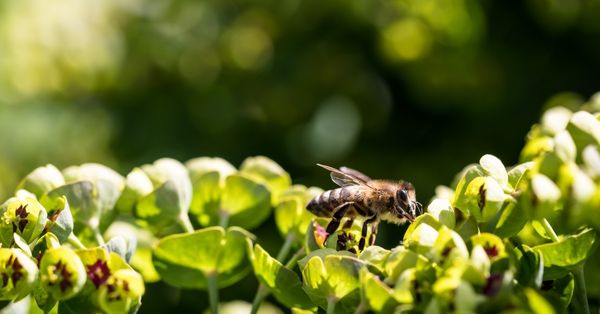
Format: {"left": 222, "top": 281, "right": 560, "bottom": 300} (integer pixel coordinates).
{"left": 87, "top": 259, "right": 111, "bottom": 288}
{"left": 47, "top": 260, "right": 74, "bottom": 292}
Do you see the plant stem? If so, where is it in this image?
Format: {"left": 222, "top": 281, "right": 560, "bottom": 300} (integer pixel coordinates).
{"left": 178, "top": 213, "right": 195, "bottom": 233}
{"left": 219, "top": 211, "right": 229, "bottom": 229}
{"left": 284, "top": 248, "right": 305, "bottom": 269}
{"left": 250, "top": 284, "right": 269, "bottom": 314}
{"left": 93, "top": 228, "right": 105, "bottom": 246}
{"left": 67, "top": 233, "right": 86, "bottom": 249}
{"left": 573, "top": 265, "right": 590, "bottom": 314}
{"left": 540, "top": 218, "right": 560, "bottom": 242}
{"left": 326, "top": 297, "right": 337, "bottom": 314}
{"left": 207, "top": 272, "right": 219, "bottom": 314}
{"left": 276, "top": 233, "right": 295, "bottom": 262}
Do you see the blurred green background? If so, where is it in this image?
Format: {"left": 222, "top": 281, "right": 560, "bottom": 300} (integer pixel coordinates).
{"left": 2, "top": 0, "right": 600, "bottom": 312}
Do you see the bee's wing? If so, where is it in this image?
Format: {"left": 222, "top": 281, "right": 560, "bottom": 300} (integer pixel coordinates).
{"left": 340, "top": 166, "right": 372, "bottom": 183}
{"left": 317, "top": 164, "right": 371, "bottom": 187}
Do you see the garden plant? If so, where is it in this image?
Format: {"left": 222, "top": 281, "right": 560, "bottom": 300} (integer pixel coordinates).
{"left": 1, "top": 94, "right": 600, "bottom": 313}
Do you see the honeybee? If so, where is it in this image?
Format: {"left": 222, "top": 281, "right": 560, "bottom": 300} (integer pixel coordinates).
{"left": 307, "top": 164, "right": 423, "bottom": 252}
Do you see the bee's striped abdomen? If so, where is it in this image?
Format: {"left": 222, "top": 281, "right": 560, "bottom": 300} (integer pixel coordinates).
{"left": 306, "top": 187, "right": 357, "bottom": 217}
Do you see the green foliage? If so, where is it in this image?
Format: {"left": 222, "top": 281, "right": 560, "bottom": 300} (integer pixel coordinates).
{"left": 2, "top": 98, "right": 600, "bottom": 313}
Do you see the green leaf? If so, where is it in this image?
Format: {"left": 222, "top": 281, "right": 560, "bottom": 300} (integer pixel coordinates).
{"left": 554, "top": 130, "right": 577, "bottom": 163}
{"left": 530, "top": 174, "right": 561, "bottom": 217}
{"left": 507, "top": 162, "right": 533, "bottom": 190}
{"left": 383, "top": 247, "right": 428, "bottom": 284}
{"left": 359, "top": 268, "right": 397, "bottom": 313}
{"left": 426, "top": 198, "right": 455, "bottom": 229}
{"left": 479, "top": 154, "right": 509, "bottom": 189}
{"left": 141, "top": 158, "right": 192, "bottom": 220}
{"left": 221, "top": 175, "right": 271, "bottom": 230}
{"left": 582, "top": 145, "right": 600, "bottom": 178}
{"left": 540, "top": 274, "right": 574, "bottom": 312}
{"left": 463, "top": 176, "right": 507, "bottom": 223}
{"left": 492, "top": 200, "right": 527, "bottom": 238}
{"left": 523, "top": 288, "right": 556, "bottom": 314}
{"left": 62, "top": 164, "right": 124, "bottom": 231}
{"left": 541, "top": 106, "right": 572, "bottom": 135}
{"left": 275, "top": 198, "right": 313, "bottom": 241}
{"left": 514, "top": 244, "right": 544, "bottom": 288}
{"left": 115, "top": 168, "right": 153, "bottom": 214}
{"left": 40, "top": 195, "right": 73, "bottom": 244}
{"left": 12, "top": 233, "right": 31, "bottom": 257}
{"left": 297, "top": 249, "right": 354, "bottom": 272}
{"left": 533, "top": 228, "right": 597, "bottom": 271}
{"left": 136, "top": 180, "right": 186, "bottom": 232}
{"left": 102, "top": 236, "right": 130, "bottom": 262}
{"left": 247, "top": 241, "right": 314, "bottom": 309}
{"left": 63, "top": 164, "right": 124, "bottom": 189}
{"left": 189, "top": 171, "right": 222, "bottom": 226}
{"left": 16, "top": 164, "right": 65, "bottom": 199}
{"left": 567, "top": 111, "right": 600, "bottom": 157}
{"left": 358, "top": 246, "right": 390, "bottom": 274}
{"left": 58, "top": 291, "right": 100, "bottom": 314}
{"left": 301, "top": 254, "right": 365, "bottom": 312}
{"left": 185, "top": 157, "right": 236, "bottom": 183}
{"left": 240, "top": 156, "right": 291, "bottom": 203}
{"left": 520, "top": 136, "right": 554, "bottom": 162}
{"left": 43, "top": 181, "right": 96, "bottom": 230}
{"left": 452, "top": 165, "right": 486, "bottom": 215}
{"left": 152, "top": 226, "right": 253, "bottom": 289}
{"left": 403, "top": 214, "right": 442, "bottom": 255}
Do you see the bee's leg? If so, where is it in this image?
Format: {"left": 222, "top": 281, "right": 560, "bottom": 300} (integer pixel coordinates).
{"left": 324, "top": 202, "right": 353, "bottom": 243}
{"left": 342, "top": 217, "right": 355, "bottom": 229}
{"left": 369, "top": 221, "right": 380, "bottom": 246}
{"left": 359, "top": 216, "right": 378, "bottom": 251}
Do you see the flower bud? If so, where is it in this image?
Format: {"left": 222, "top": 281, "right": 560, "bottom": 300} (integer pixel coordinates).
{"left": 0, "top": 248, "right": 38, "bottom": 301}
{"left": 39, "top": 247, "right": 86, "bottom": 300}
{"left": 0, "top": 195, "right": 48, "bottom": 246}
{"left": 96, "top": 269, "right": 144, "bottom": 314}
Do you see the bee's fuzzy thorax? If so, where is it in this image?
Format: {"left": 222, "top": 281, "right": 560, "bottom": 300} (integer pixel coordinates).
{"left": 380, "top": 212, "right": 407, "bottom": 225}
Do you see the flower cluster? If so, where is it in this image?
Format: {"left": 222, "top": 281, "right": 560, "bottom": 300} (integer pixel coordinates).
{"left": 0, "top": 96, "right": 599, "bottom": 313}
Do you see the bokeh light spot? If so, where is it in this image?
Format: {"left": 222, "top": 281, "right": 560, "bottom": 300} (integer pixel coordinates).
{"left": 381, "top": 19, "right": 432, "bottom": 62}
{"left": 303, "top": 96, "right": 362, "bottom": 161}
{"left": 226, "top": 26, "right": 273, "bottom": 71}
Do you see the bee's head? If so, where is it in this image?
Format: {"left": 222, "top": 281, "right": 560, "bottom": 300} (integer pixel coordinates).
{"left": 395, "top": 183, "right": 423, "bottom": 222}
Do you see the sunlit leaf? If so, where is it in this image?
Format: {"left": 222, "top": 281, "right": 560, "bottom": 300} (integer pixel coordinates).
{"left": 247, "top": 241, "right": 314, "bottom": 309}
{"left": 221, "top": 175, "right": 271, "bottom": 230}
{"left": 479, "top": 154, "right": 509, "bottom": 189}
{"left": 152, "top": 226, "right": 253, "bottom": 289}
{"left": 115, "top": 168, "right": 153, "bottom": 214}
{"left": 16, "top": 164, "right": 65, "bottom": 199}
{"left": 533, "top": 228, "right": 597, "bottom": 272}
{"left": 240, "top": 156, "right": 291, "bottom": 203}
{"left": 301, "top": 254, "right": 365, "bottom": 312}
{"left": 426, "top": 198, "right": 455, "bottom": 229}
{"left": 359, "top": 268, "right": 397, "bottom": 313}
{"left": 185, "top": 157, "right": 236, "bottom": 183}
{"left": 358, "top": 246, "right": 390, "bottom": 274}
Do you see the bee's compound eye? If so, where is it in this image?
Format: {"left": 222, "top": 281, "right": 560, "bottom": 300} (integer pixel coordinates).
{"left": 398, "top": 189, "right": 409, "bottom": 202}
